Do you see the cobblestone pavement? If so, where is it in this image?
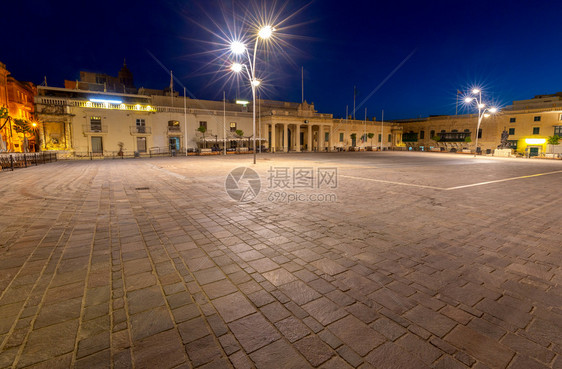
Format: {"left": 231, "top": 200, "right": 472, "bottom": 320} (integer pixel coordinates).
{"left": 1, "top": 152, "right": 561, "bottom": 369}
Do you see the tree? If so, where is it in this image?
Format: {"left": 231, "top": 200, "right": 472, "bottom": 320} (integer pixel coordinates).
{"left": 432, "top": 135, "right": 441, "bottom": 142}
{"left": 235, "top": 129, "right": 244, "bottom": 151}
{"left": 197, "top": 125, "right": 207, "bottom": 149}
{"left": 367, "top": 132, "right": 375, "bottom": 146}
{"left": 12, "top": 119, "right": 32, "bottom": 134}
{"left": 0, "top": 106, "right": 11, "bottom": 131}
{"left": 547, "top": 135, "right": 560, "bottom": 145}
{"left": 464, "top": 136, "right": 472, "bottom": 143}
{"left": 12, "top": 119, "right": 35, "bottom": 153}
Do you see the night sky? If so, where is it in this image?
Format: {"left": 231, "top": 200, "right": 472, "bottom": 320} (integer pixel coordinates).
{"left": 4, "top": 0, "right": 562, "bottom": 120}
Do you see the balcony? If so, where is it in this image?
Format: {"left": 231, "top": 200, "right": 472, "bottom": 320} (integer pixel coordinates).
{"left": 437, "top": 131, "right": 471, "bottom": 142}
{"left": 130, "top": 126, "right": 152, "bottom": 135}
{"left": 402, "top": 132, "right": 418, "bottom": 142}
{"left": 83, "top": 123, "right": 108, "bottom": 134}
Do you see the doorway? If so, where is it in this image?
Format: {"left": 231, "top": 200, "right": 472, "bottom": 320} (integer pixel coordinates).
{"left": 169, "top": 137, "right": 180, "bottom": 152}
{"left": 91, "top": 136, "right": 103, "bottom": 153}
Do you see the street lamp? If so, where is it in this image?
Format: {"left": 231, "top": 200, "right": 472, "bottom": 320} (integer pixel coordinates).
{"left": 464, "top": 90, "right": 499, "bottom": 156}
{"left": 228, "top": 25, "right": 275, "bottom": 165}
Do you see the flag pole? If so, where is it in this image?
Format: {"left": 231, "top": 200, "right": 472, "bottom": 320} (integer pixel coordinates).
{"left": 301, "top": 67, "right": 304, "bottom": 103}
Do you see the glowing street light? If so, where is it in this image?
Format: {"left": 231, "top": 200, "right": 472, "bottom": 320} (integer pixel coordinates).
{"left": 231, "top": 62, "right": 243, "bottom": 73}
{"left": 227, "top": 24, "right": 276, "bottom": 164}
{"left": 230, "top": 41, "right": 246, "bottom": 55}
{"left": 258, "top": 25, "right": 274, "bottom": 39}
{"left": 464, "top": 89, "right": 499, "bottom": 156}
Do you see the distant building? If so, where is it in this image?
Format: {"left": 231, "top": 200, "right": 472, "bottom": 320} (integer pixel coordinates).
{"left": 64, "top": 60, "right": 136, "bottom": 94}
{"left": 393, "top": 93, "right": 562, "bottom": 156}
{"left": 0, "top": 61, "right": 38, "bottom": 152}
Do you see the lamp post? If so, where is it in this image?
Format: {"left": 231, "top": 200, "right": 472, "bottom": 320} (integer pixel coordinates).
{"left": 229, "top": 25, "right": 275, "bottom": 165}
{"left": 464, "top": 89, "right": 498, "bottom": 156}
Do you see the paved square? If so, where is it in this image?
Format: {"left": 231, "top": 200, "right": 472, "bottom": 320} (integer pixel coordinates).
{"left": 1, "top": 152, "right": 561, "bottom": 368}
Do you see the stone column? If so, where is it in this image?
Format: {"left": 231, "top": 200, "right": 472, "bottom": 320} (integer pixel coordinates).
{"left": 271, "top": 124, "right": 276, "bottom": 152}
{"left": 296, "top": 124, "right": 301, "bottom": 152}
{"left": 283, "top": 123, "right": 288, "bottom": 152}
{"left": 329, "top": 125, "right": 333, "bottom": 151}
{"left": 317, "top": 126, "right": 322, "bottom": 151}
{"left": 307, "top": 124, "right": 313, "bottom": 152}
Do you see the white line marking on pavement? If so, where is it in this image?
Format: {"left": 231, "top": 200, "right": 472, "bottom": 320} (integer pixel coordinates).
{"left": 444, "top": 170, "right": 562, "bottom": 190}
{"left": 339, "top": 175, "right": 444, "bottom": 190}
{"left": 341, "top": 170, "right": 562, "bottom": 191}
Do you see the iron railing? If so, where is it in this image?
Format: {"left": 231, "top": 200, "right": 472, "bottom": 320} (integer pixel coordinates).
{"left": 0, "top": 152, "right": 58, "bottom": 171}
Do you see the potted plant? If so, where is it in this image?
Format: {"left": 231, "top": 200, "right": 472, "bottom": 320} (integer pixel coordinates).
{"left": 197, "top": 125, "right": 207, "bottom": 149}
{"left": 235, "top": 129, "right": 244, "bottom": 152}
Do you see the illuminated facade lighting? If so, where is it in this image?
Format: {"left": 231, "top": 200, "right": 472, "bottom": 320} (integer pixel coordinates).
{"left": 90, "top": 98, "right": 123, "bottom": 104}
{"left": 524, "top": 138, "right": 546, "bottom": 145}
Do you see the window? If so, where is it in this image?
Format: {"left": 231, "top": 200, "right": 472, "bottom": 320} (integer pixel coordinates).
{"left": 534, "top": 116, "right": 541, "bottom": 122}
{"left": 430, "top": 130, "right": 435, "bottom": 138}
{"left": 199, "top": 121, "right": 207, "bottom": 129}
{"left": 168, "top": 120, "right": 180, "bottom": 131}
{"left": 325, "top": 132, "right": 329, "bottom": 142}
{"left": 478, "top": 129, "right": 482, "bottom": 139}
{"left": 388, "top": 134, "right": 392, "bottom": 142}
{"left": 420, "top": 130, "right": 425, "bottom": 139}
{"left": 554, "top": 126, "right": 562, "bottom": 136}
{"left": 378, "top": 134, "right": 381, "bottom": 142}
{"left": 90, "top": 116, "right": 102, "bottom": 131}
{"left": 533, "top": 127, "right": 540, "bottom": 135}
{"left": 137, "top": 137, "right": 146, "bottom": 152}
{"left": 508, "top": 128, "right": 515, "bottom": 135}
{"left": 464, "top": 129, "right": 470, "bottom": 132}
{"left": 230, "top": 122, "right": 237, "bottom": 132}
{"left": 136, "top": 119, "right": 146, "bottom": 133}
{"left": 510, "top": 117, "right": 516, "bottom": 123}
{"left": 339, "top": 133, "right": 344, "bottom": 142}
{"left": 441, "top": 130, "right": 446, "bottom": 133}
{"left": 559, "top": 114, "right": 562, "bottom": 121}
{"left": 451, "top": 129, "right": 458, "bottom": 133}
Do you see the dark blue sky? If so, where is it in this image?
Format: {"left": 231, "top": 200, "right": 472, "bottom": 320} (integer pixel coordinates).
{"left": 4, "top": 0, "right": 562, "bottom": 119}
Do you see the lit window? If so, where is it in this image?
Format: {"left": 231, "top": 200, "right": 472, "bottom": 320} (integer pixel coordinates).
{"left": 230, "top": 122, "right": 237, "bottom": 132}
{"left": 90, "top": 117, "right": 102, "bottom": 132}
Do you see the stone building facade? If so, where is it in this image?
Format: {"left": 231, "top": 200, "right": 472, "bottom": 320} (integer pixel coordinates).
{"left": 0, "top": 61, "right": 38, "bottom": 152}
{"left": 35, "top": 86, "right": 401, "bottom": 156}
{"left": 393, "top": 93, "right": 562, "bottom": 156}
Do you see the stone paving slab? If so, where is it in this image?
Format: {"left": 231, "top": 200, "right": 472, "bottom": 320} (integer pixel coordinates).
{"left": 0, "top": 152, "right": 561, "bottom": 368}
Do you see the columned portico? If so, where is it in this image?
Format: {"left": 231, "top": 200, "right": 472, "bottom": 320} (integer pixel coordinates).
{"left": 317, "top": 125, "right": 323, "bottom": 151}
{"left": 270, "top": 123, "right": 276, "bottom": 152}
{"left": 296, "top": 124, "right": 301, "bottom": 152}
{"left": 307, "top": 124, "right": 313, "bottom": 152}
{"left": 283, "top": 124, "right": 288, "bottom": 152}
